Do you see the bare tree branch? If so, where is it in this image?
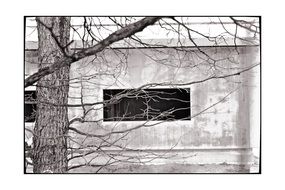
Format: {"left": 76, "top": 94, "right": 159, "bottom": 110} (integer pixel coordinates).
{"left": 25, "top": 17, "right": 162, "bottom": 88}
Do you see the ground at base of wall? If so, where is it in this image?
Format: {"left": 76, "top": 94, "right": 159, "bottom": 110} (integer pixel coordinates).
{"left": 68, "top": 163, "right": 259, "bottom": 173}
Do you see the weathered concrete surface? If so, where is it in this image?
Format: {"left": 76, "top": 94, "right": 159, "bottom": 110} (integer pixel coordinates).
{"left": 25, "top": 41, "right": 260, "bottom": 170}
{"left": 69, "top": 163, "right": 258, "bottom": 173}
{"left": 66, "top": 46, "right": 259, "bottom": 149}
{"left": 67, "top": 148, "right": 255, "bottom": 169}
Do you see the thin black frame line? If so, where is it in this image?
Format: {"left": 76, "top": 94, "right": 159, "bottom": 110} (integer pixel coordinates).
{"left": 24, "top": 15, "right": 261, "bottom": 18}
{"left": 23, "top": 16, "right": 261, "bottom": 174}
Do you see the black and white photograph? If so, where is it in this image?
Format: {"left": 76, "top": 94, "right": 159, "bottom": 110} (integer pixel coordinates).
{"left": 3, "top": 0, "right": 285, "bottom": 189}
{"left": 24, "top": 16, "right": 261, "bottom": 174}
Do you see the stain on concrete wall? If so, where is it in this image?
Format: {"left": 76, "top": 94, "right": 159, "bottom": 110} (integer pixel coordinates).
{"left": 25, "top": 46, "right": 260, "bottom": 152}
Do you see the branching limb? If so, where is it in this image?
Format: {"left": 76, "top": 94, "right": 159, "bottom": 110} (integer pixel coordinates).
{"left": 25, "top": 17, "right": 162, "bottom": 88}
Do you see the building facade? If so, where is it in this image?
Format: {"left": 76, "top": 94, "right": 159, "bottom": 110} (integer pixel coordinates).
{"left": 25, "top": 38, "right": 260, "bottom": 173}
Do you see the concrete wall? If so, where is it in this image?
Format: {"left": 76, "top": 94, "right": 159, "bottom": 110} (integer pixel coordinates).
{"left": 25, "top": 43, "right": 260, "bottom": 166}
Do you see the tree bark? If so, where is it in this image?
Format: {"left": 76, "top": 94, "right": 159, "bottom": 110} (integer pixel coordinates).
{"left": 33, "top": 17, "right": 70, "bottom": 173}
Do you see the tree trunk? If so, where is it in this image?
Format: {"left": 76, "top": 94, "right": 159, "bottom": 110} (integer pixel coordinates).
{"left": 33, "top": 17, "right": 70, "bottom": 173}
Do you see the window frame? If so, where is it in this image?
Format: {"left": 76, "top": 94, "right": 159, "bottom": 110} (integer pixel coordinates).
{"left": 24, "top": 90, "right": 37, "bottom": 123}
{"left": 103, "top": 88, "right": 191, "bottom": 122}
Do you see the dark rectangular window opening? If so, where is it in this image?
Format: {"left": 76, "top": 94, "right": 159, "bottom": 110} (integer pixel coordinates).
{"left": 25, "top": 90, "right": 37, "bottom": 122}
{"left": 103, "top": 88, "right": 190, "bottom": 121}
